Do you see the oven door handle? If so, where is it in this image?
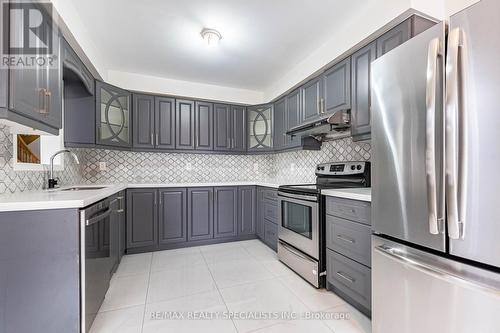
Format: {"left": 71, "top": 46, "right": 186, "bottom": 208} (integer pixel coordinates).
{"left": 278, "top": 191, "right": 318, "bottom": 202}
{"left": 85, "top": 208, "right": 111, "bottom": 226}
{"left": 279, "top": 240, "right": 317, "bottom": 263}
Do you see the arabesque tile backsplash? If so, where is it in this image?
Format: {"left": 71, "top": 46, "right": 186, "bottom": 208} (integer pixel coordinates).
{"left": 0, "top": 123, "right": 370, "bottom": 194}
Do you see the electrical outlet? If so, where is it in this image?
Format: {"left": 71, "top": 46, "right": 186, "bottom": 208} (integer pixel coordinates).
{"left": 99, "top": 162, "right": 107, "bottom": 171}
{"left": 253, "top": 163, "right": 259, "bottom": 172}
{"left": 290, "top": 163, "right": 296, "bottom": 172}
{"left": 186, "top": 162, "right": 193, "bottom": 171}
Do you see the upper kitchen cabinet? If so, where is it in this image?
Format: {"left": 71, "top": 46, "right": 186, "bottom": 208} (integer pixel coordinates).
{"left": 231, "top": 105, "right": 246, "bottom": 152}
{"left": 273, "top": 98, "right": 286, "bottom": 150}
{"left": 195, "top": 101, "right": 213, "bottom": 150}
{"left": 96, "top": 81, "right": 132, "bottom": 147}
{"left": 175, "top": 99, "right": 195, "bottom": 150}
{"left": 0, "top": 3, "right": 62, "bottom": 134}
{"left": 351, "top": 42, "right": 376, "bottom": 141}
{"left": 301, "top": 77, "right": 323, "bottom": 123}
{"left": 285, "top": 88, "right": 301, "bottom": 148}
{"left": 323, "top": 57, "right": 351, "bottom": 115}
{"left": 133, "top": 94, "right": 155, "bottom": 148}
{"left": 214, "top": 104, "right": 246, "bottom": 152}
{"left": 247, "top": 104, "right": 273, "bottom": 152}
{"left": 155, "top": 96, "right": 176, "bottom": 149}
{"left": 61, "top": 38, "right": 94, "bottom": 95}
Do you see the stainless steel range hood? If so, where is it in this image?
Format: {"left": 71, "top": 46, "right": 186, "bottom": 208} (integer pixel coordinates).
{"left": 286, "top": 109, "right": 351, "bottom": 139}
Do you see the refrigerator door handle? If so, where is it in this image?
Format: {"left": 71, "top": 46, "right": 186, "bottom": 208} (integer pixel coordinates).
{"left": 374, "top": 245, "right": 500, "bottom": 296}
{"left": 445, "top": 28, "right": 468, "bottom": 240}
{"left": 425, "top": 37, "right": 442, "bottom": 235}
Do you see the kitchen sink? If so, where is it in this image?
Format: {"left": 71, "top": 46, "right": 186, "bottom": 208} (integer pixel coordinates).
{"left": 60, "top": 186, "right": 106, "bottom": 191}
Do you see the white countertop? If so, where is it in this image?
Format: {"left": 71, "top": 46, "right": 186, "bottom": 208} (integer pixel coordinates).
{"left": 0, "top": 182, "right": 282, "bottom": 212}
{"left": 322, "top": 188, "right": 371, "bottom": 202}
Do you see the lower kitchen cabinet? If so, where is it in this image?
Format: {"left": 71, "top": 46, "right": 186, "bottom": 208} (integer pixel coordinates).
{"left": 255, "top": 186, "right": 279, "bottom": 251}
{"left": 214, "top": 187, "right": 238, "bottom": 238}
{"left": 256, "top": 188, "right": 265, "bottom": 239}
{"left": 238, "top": 186, "right": 256, "bottom": 235}
{"left": 126, "top": 189, "right": 158, "bottom": 250}
{"left": 264, "top": 219, "right": 278, "bottom": 251}
{"left": 158, "top": 188, "right": 187, "bottom": 245}
{"left": 110, "top": 190, "right": 126, "bottom": 272}
{"left": 187, "top": 187, "right": 214, "bottom": 241}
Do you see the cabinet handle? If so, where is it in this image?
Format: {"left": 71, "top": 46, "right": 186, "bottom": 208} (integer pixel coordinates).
{"left": 317, "top": 100, "right": 321, "bottom": 115}
{"left": 151, "top": 133, "right": 154, "bottom": 146}
{"left": 337, "top": 234, "right": 355, "bottom": 244}
{"left": 159, "top": 193, "right": 162, "bottom": 205}
{"left": 336, "top": 271, "right": 355, "bottom": 284}
{"left": 43, "top": 90, "right": 51, "bottom": 115}
{"left": 38, "top": 88, "right": 46, "bottom": 114}
{"left": 321, "top": 98, "right": 325, "bottom": 114}
{"left": 155, "top": 133, "right": 159, "bottom": 146}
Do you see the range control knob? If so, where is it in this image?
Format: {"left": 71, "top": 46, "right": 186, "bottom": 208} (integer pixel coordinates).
{"left": 317, "top": 167, "right": 322, "bottom": 171}
{"left": 357, "top": 165, "right": 362, "bottom": 170}
{"left": 351, "top": 165, "right": 356, "bottom": 170}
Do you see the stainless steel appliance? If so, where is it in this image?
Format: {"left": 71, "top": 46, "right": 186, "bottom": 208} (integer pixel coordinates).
{"left": 80, "top": 198, "right": 115, "bottom": 332}
{"left": 278, "top": 161, "right": 371, "bottom": 288}
{"left": 371, "top": 1, "right": 500, "bottom": 331}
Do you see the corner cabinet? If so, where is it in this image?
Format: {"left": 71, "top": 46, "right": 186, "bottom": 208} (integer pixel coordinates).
{"left": 247, "top": 104, "right": 273, "bottom": 152}
{"left": 96, "top": 81, "right": 132, "bottom": 147}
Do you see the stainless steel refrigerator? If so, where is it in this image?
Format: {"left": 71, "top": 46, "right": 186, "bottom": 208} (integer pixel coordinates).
{"left": 371, "top": 0, "right": 500, "bottom": 331}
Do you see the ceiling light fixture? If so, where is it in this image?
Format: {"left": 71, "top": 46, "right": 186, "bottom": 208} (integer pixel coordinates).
{"left": 200, "top": 28, "right": 222, "bottom": 46}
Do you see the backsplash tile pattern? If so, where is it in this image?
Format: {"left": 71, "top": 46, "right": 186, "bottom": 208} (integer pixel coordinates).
{"left": 0, "top": 122, "right": 371, "bottom": 194}
{"left": 0, "top": 124, "right": 82, "bottom": 194}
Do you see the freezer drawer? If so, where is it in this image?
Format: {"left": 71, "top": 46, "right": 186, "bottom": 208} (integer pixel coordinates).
{"left": 372, "top": 235, "right": 500, "bottom": 333}
{"left": 326, "top": 249, "right": 371, "bottom": 312}
{"left": 326, "top": 215, "right": 372, "bottom": 267}
{"left": 325, "top": 197, "right": 371, "bottom": 225}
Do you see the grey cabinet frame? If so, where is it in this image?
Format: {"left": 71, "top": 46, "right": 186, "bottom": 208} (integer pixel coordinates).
{"left": 155, "top": 96, "right": 176, "bottom": 149}
{"left": 187, "top": 187, "right": 214, "bottom": 241}
{"left": 214, "top": 186, "right": 238, "bottom": 238}
{"left": 323, "top": 57, "right": 351, "bottom": 115}
{"left": 176, "top": 99, "right": 195, "bottom": 150}
{"left": 301, "top": 77, "right": 323, "bottom": 123}
{"left": 214, "top": 103, "right": 231, "bottom": 151}
{"left": 273, "top": 98, "right": 287, "bottom": 150}
{"left": 231, "top": 105, "right": 246, "bottom": 152}
{"left": 238, "top": 186, "right": 256, "bottom": 235}
{"left": 133, "top": 94, "right": 155, "bottom": 148}
{"left": 195, "top": 101, "right": 213, "bottom": 150}
{"left": 285, "top": 89, "right": 301, "bottom": 148}
{"left": 158, "top": 188, "right": 188, "bottom": 245}
{"left": 126, "top": 189, "right": 158, "bottom": 249}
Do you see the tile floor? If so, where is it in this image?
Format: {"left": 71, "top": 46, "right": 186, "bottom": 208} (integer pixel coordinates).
{"left": 90, "top": 239, "right": 371, "bottom": 333}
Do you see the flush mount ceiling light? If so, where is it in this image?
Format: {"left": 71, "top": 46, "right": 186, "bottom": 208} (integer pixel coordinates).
{"left": 200, "top": 28, "right": 222, "bottom": 46}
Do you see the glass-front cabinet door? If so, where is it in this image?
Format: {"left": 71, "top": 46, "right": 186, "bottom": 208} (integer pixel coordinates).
{"left": 96, "top": 81, "right": 132, "bottom": 147}
{"left": 247, "top": 104, "right": 273, "bottom": 151}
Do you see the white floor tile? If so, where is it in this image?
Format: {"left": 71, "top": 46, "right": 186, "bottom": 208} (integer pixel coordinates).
{"left": 90, "top": 305, "right": 144, "bottom": 333}
{"left": 100, "top": 274, "right": 149, "bottom": 312}
{"left": 238, "top": 239, "right": 265, "bottom": 248}
{"left": 252, "top": 320, "right": 332, "bottom": 333}
{"left": 243, "top": 244, "right": 278, "bottom": 261}
{"left": 202, "top": 247, "right": 253, "bottom": 265}
{"left": 261, "top": 260, "right": 298, "bottom": 278}
{"left": 143, "top": 291, "right": 236, "bottom": 333}
{"left": 219, "top": 278, "right": 310, "bottom": 332}
{"left": 207, "top": 257, "right": 274, "bottom": 289}
{"left": 279, "top": 274, "right": 346, "bottom": 311}
{"left": 151, "top": 251, "right": 206, "bottom": 272}
{"left": 114, "top": 253, "right": 152, "bottom": 277}
{"left": 147, "top": 265, "right": 217, "bottom": 304}
{"left": 199, "top": 241, "right": 244, "bottom": 253}
{"left": 322, "top": 303, "right": 372, "bottom": 333}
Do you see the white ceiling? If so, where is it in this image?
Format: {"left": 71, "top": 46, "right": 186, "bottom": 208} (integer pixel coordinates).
{"left": 70, "top": 0, "right": 371, "bottom": 92}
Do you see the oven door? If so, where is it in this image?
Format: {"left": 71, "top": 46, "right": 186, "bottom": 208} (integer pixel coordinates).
{"left": 278, "top": 191, "right": 319, "bottom": 259}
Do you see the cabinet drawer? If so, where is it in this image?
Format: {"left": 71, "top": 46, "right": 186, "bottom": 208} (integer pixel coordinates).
{"left": 264, "top": 220, "right": 278, "bottom": 251}
{"left": 263, "top": 201, "right": 279, "bottom": 224}
{"left": 326, "top": 216, "right": 371, "bottom": 266}
{"left": 263, "top": 189, "right": 279, "bottom": 202}
{"left": 325, "top": 197, "right": 371, "bottom": 225}
{"left": 327, "top": 249, "right": 371, "bottom": 310}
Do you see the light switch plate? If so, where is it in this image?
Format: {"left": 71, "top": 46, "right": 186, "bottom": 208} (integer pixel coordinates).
{"left": 186, "top": 162, "right": 193, "bottom": 171}
{"left": 99, "top": 162, "right": 107, "bottom": 171}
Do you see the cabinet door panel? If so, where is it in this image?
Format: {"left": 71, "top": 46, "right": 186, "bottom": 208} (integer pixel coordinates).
{"left": 273, "top": 98, "right": 286, "bottom": 150}
{"left": 351, "top": 41, "right": 376, "bottom": 140}
{"left": 175, "top": 99, "right": 195, "bottom": 150}
{"left": 247, "top": 104, "right": 273, "bottom": 151}
{"left": 195, "top": 101, "right": 213, "bottom": 150}
{"left": 376, "top": 20, "right": 411, "bottom": 57}
{"left": 238, "top": 186, "right": 256, "bottom": 235}
{"left": 133, "top": 94, "right": 154, "bottom": 148}
{"left": 232, "top": 106, "right": 246, "bottom": 152}
{"left": 159, "top": 188, "right": 187, "bottom": 245}
{"left": 214, "top": 187, "right": 238, "bottom": 238}
{"left": 285, "top": 89, "right": 301, "bottom": 148}
{"left": 155, "top": 97, "right": 175, "bottom": 149}
{"left": 301, "top": 77, "right": 323, "bottom": 123}
{"left": 323, "top": 57, "right": 351, "bottom": 115}
{"left": 126, "top": 189, "right": 158, "bottom": 249}
{"left": 187, "top": 188, "right": 214, "bottom": 241}
{"left": 214, "top": 103, "right": 231, "bottom": 151}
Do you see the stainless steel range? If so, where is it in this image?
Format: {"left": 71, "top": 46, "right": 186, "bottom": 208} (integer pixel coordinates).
{"left": 277, "top": 161, "right": 371, "bottom": 288}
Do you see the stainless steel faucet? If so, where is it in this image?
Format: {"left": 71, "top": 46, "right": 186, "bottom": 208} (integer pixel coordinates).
{"left": 48, "top": 149, "right": 80, "bottom": 189}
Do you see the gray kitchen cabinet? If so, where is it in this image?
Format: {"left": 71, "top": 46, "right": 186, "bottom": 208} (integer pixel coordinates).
{"left": 301, "top": 77, "right": 323, "bottom": 123}
{"left": 187, "top": 187, "right": 214, "bottom": 241}
{"left": 232, "top": 105, "right": 246, "bottom": 152}
{"left": 256, "top": 187, "right": 265, "bottom": 239}
{"left": 115, "top": 191, "right": 126, "bottom": 262}
{"left": 273, "top": 98, "right": 286, "bottom": 150}
{"left": 376, "top": 20, "right": 412, "bottom": 57}
{"left": 133, "top": 94, "right": 155, "bottom": 148}
{"left": 350, "top": 41, "right": 376, "bottom": 141}
{"left": 238, "top": 186, "right": 256, "bottom": 235}
{"left": 96, "top": 81, "right": 132, "bottom": 147}
{"left": 214, "top": 187, "right": 238, "bottom": 238}
{"left": 155, "top": 96, "right": 176, "bottom": 149}
{"left": 5, "top": 5, "right": 62, "bottom": 132}
{"left": 176, "top": 99, "right": 195, "bottom": 150}
{"left": 62, "top": 38, "right": 94, "bottom": 95}
{"left": 264, "top": 219, "right": 278, "bottom": 251}
{"left": 195, "top": 101, "right": 213, "bottom": 150}
{"left": 159, "top": 188, "right": 187, "bottom": 245}
{"left": 285, "top": 89, "right": 301, "bottom": 148}
{"left": 214, "top": 103, "right": 231, "bottom": 151}
{"left": 248, "top": 104, "right": 273, "bottom": 151}
{"left": 126, "top": 189, "right": 158, "bottom": 249}
{"left": 323, "top": 57, "right": 351, "bottom": 115}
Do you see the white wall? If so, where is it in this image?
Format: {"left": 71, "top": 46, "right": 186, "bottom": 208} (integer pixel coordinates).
{"left": 107, "top": 70, "right": 265, "bottom": 104}
{"left": 446, "top": 0, "right": 480, "bottom": 15}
